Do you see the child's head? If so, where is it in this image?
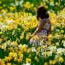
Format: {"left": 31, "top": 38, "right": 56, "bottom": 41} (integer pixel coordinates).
{"left": 37, "top": 6, "right": 49, "bottom": 20}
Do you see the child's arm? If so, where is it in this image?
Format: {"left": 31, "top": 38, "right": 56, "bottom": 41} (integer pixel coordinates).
{"left": 32, "top": 27, "right": 39, "bottom": 35}
{"left": 28, "top": 27, "right": 39, "bottom": 40}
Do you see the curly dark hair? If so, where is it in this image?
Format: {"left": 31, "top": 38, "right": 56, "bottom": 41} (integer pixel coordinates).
{"left": 37, "top": 6, "right": 49, "bottom": 20}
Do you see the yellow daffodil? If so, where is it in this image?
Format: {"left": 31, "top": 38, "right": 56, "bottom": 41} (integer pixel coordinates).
{"left": 26, "top": 58, "right": 31, "bottom": 63}
{"left": 58, "top": 56, "right": 64, "bottom": 63}
{"left": 44, "top": 62, "right": 48, "bottom": 65}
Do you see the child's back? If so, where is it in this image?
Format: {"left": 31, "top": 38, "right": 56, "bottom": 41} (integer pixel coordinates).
{"left": 36, "top": 18, "right": 51, "bottom": 36}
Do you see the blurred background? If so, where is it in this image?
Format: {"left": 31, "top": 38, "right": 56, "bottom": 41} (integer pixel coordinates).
{"left": 0, "top": 0, "right": 65, "bottom": 14}
{"left": 0, "top": 0, "right": 65, "bottom": 65}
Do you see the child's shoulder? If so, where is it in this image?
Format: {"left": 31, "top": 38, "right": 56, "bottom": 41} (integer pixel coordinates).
{"left": 40, "top": 18, "right": 50, "bottom": 24}
{"left": 42, "top": 18, "right": 50, "bottom": 21}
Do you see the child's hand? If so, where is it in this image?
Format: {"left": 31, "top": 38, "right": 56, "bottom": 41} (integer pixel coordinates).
{"left": 28, "top": 34, "right": 34, "bottom": 40}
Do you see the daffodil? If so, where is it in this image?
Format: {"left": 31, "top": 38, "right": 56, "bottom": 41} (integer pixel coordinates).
{"left": 26, "top": 58, "right": 31, "bottom": 63}
{"left": 44, "top": 62, "right": 48, "bottom": 65}
{"left": 34, "top": 56, "right": 39, "bottom": 62}
{"left": 58, "top": 56, "right": 64, "bottom": 63}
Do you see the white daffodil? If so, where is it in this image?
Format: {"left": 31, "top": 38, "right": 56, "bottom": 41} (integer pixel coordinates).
{"left": 7, "top": 19, "right": 13, "bottom": 24}
{"left": 23, "top": 63, "right": 30, "bottom": 65}
{"left": 57, "top": 48, "right": 64, "bottom": 55}
{"left": 48, "top": 46, "right": 57, "bottom": 52}
{"left": 62, "top": 40, "right": 65, "bottom": 47}
{"left": 32, "top": 47, "right": 36, "bottom": 52}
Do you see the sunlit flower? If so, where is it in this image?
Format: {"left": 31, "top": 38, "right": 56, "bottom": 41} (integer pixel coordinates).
{"left": 26, "top": 58, "right": 31, "bottom": 63}
{"left": 6, "top": 63, "right": 11, "bottom": 65}
{"left": 58, "top": 56, "right": 64, "bottom": 63}
{"left": 44, "top": 62, "right": 48, "bottom": 65}
{"left": 24, "top": 2, "right": 33, "bottom": 9}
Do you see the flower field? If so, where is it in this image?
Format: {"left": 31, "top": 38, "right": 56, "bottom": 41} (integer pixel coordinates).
{"left": 0, "top": 0, "right": 65, "bottom": 65}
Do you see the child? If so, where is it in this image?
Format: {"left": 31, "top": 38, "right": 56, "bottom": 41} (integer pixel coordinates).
{"left": 30, "top": 6, "right": 51, "bottom": 46}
